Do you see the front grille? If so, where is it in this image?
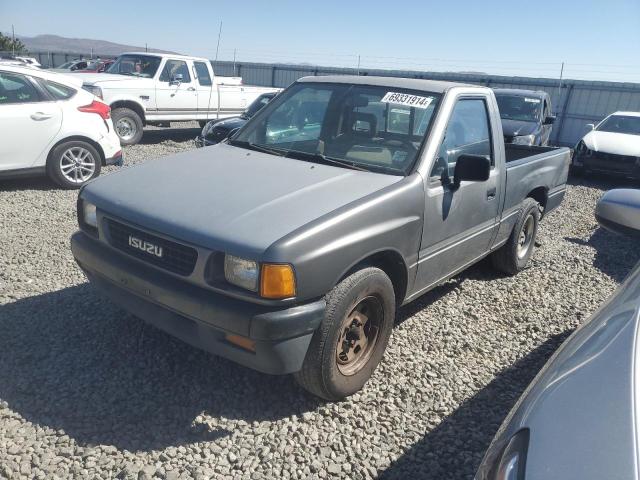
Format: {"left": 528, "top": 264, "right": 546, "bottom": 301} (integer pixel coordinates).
{"left": 106, "top": 219, "right": 198, "bottom": 276}
{"left": 504, "top": 135, "right": 514, "bottom": 143}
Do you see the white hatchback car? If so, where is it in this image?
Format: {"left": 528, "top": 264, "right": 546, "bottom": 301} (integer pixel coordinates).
{"left": 0, "top": 65, "right": 122, "bottom": 188}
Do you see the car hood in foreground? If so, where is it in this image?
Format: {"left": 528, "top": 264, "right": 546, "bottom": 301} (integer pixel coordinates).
{"left": 477, "top": 259, "right": 640, "bottom": 479}
{"left": 82, "top": 143, "right": 402, "bottom": 257}
{"left": 500, "top": 119, "right": 539, "bottom": 137}
{"left": 583, "top": 130, "right": 640, "bottom": 156}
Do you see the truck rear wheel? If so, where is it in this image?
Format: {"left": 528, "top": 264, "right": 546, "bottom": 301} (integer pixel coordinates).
{"left": 294, "top": 267, "right": 395, "bottom": 401}
{"left": 112, "top": 107, "right": 144, "bottom": 145}
{"left": 491, "top": 197, "right": 540, "bottom": 275}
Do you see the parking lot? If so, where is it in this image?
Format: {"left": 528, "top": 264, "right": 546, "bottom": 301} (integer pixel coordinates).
{"left": 0, "top": 123, "right": 639, "bottom": 480}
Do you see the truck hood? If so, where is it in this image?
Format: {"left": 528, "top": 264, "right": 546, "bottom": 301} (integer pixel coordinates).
{"left": 583, "top": 130, "right": 640, "bottom": 156}
{"left": 82, "top": 143, "right": 402, "bottom": 256}
{"left": 500, "top": 119, "right": 539, "bottom": 137}
{"left": 75, "top": 73, "right": 155, "bottom": 87}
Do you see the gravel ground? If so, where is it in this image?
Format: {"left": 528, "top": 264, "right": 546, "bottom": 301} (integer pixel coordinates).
{"left": 1, "top": 123, "right": 639, "bottom": 479}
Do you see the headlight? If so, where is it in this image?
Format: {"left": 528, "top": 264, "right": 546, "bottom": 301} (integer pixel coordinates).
{"left": 479, "top": 429, "right": 530, "bottom": 480}
{"left": 512, "top": 135, "right": 536, "bottom": 146}
{"left": 224, "top": 255, "right": 259, "bottom": 291}
{"left": 83, "top": 85, "right": 103, "bottom": 99}
{"left": 202, "top": 121, "right": 216, "bottom": 137}
{"left": 82, "top": 201, "right": 97, "bottom": 228}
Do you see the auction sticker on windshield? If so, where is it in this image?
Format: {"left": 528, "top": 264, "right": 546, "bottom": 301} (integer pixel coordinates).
{"left": 381, "top": 92, "right": 434, "bottom": 109}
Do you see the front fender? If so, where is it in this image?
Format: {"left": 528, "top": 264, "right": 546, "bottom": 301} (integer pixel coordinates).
{"left": 264, "top": 174, "right": 425, "bottom": 301}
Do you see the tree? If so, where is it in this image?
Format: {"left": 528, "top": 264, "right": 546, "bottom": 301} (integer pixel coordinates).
{"left": 0, "top": 32, "right": 27, "bottom": 54}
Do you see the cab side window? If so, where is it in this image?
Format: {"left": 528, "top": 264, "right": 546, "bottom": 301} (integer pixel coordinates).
{"left": 194, "top": 62, "right": 212, "bottom": 86}
{"left": 0, "top": 72, "right": 42, "bottom": 104}
{"left": 159, "top": 60, "right": 191, "bottom": 83}
{"left": 430, "top": 98, "right": 492, "bottom": 181}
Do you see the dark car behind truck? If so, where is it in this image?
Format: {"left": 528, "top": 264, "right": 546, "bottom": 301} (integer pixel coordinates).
{"left": 72, "top": 76, "right": 570, "bottom": 400}
{"left": 494, "top": 88, "right": 555, "bottom": 146}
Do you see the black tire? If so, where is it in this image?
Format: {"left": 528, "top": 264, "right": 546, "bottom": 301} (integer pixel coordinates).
{"left": 294, "top": 267, "right": 395, "bottom": 401}
{"left": 491, "top": 197, "right": 540, "bottom": 275}
{"left": 199, "top": 121, "right": 208, "bottom": 129}
{"left": 47, "top": 140, "right": 101, "bottom": 189}
{"left": 112, "top": 107, "right": 144, "bottom": 145}
{"left": 570, "top": 164, "right": 584, "bottom": 177}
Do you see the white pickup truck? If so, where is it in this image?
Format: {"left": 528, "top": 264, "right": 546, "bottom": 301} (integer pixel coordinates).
{"left": 77, "top": 52, "right": 279, "bottom": 145}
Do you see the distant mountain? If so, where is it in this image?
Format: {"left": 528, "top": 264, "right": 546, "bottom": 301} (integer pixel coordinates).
{"left": 10, "top": 34, "right": 179, "bottom": 56}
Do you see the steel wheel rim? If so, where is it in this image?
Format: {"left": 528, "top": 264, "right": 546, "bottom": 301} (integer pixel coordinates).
{"left": 59, "top": 146, "right": 96, "bottom": 184}
{"left": 517, "top": 214, "right": 535, "bottom": 259}
{"left": 336, "top": 295, "right": 383, "bottom": 376}
{"left": 115, "top": 117, "right": 136, "bottom": 141}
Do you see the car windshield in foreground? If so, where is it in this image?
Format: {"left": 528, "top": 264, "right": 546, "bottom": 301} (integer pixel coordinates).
{"left": 597, "top": 115, "right": 640, "bottom": 135}
{"left": 495, "top": 94, "right": 542, "bottom": 122}
{"left": 106, "top": 55, "right": 161, "bottom": 78}
{"left": 232, "top": 82, "right": 440, "bottom": 175}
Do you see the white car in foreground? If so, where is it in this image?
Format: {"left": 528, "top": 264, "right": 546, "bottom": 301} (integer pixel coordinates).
{"left": 572, "top": 111, "right": 640, "bottom": 180}
{"left": 0, "top": 65, "right": 122, "bottom": 188}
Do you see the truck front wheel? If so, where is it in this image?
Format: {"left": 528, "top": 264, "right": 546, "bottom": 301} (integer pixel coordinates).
{"left": 112, "top": 107, "right": 144, "bottom": 145}
{"left": 294, "top": 267, "right": 395, "bottom": 401}
{"left": 491, "top": 197, "right": 540, "bottom": 275}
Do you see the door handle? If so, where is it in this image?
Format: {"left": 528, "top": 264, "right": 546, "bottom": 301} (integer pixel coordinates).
{"left": 30, "top": 112, "right": 53, "bottom": 121}
{"left": 187, "top": 87, "right": 196, "bottom": 91}
{"left": 487, "top": 187, "right": 497, "bottom": 200}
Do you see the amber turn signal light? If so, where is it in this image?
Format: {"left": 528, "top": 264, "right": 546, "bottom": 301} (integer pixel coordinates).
{"left": 260, "top": 264, "right": 296, "bottom": 299}
{"left": 225, "top": 334, "right": 256, "bottom": 352}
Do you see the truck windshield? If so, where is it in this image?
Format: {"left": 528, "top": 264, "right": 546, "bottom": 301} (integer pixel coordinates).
{"left": 597, "top": 115, "right": 640, "bottom": 136}
{"left": 106, "top": 55, "right": 161, "bottom": 78}
{"left": 495, "top": 94, "right": 542, "bottom": 122}
{"left": 231, "top": 82, "right": 441, "bottom": 175}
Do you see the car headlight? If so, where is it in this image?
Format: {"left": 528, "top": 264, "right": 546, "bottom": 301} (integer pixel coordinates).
{"left": 478, "top": 429, "right": 530, "bottom": 480}
{"left": 512, "top": 135, "right": 536, "bottom": 146}
{"left": 224, "top": 255, "right": 259, "bottom": 292}
{"left": 83, "top": 85, "right": 103, "bottom": 100}
{"left": 82, "top": 200, "right": 97, "bottom": 228}
{"left": 223, "top": 255, "right": 296, "bottom": 298}
{"left": 202, "top": 121, "right": 216, "bottom": 137}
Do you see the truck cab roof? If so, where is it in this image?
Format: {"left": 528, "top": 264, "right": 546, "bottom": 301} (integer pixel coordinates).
{"left": 493, "top": 88, "right": 550, "bottom": 99}
{"left": 118, "top": 52, "right": 210, "bottom": 63}
{"left": 298, "top": 75, "right": 481, "bottom": 94}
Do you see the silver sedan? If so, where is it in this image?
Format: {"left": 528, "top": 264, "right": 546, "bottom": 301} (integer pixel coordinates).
{"left": 475, "top": 188, "right": 640, "bottom": 480}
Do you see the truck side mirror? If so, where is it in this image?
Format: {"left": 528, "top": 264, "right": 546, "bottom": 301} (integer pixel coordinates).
{"left": 543, "top": 115, "right": 556, "bottom": 125}
{"left": 170, "top": 73, "right": 183, "bottom": 85}
{"left": 596, "top": 189, "right": 640, "bottom": 237}
{"left": 586, "top": 123, "right": 595, "bottom": 131}
{"left": 453, "top": 154, "right": 491, "bottom": 188}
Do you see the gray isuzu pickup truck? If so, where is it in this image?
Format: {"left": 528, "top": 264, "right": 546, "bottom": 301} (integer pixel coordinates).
{"left": 71, "top": 76, "right": 570, "bottom": 400}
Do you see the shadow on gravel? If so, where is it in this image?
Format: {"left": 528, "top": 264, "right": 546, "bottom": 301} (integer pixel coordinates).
{"left": 138, "top": 127, "right": 201, "bottom": 145}
{"left": 0, "top": 284, "right": 321, "bottom": 452}
{"left": 377, "top": 331, "right": 571, "bottom": 480}
{"left": 0, "top": 177, "right": 57, "bottom": 192}
{"left": 565, "top": 227, "right": 640, "bottom": 283}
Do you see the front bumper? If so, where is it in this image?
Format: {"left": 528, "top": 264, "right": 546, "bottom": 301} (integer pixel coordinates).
{"left": 71, "top": 231, "right": 325, "bottom": 374}
{"left": 573, "top": 153, "right": 640, "bottom": 179}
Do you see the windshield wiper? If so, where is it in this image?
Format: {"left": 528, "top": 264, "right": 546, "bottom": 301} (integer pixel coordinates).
{"left": 228, "top": 139, "right": 288, "bottom": 157}
{"left": 287, "top": 151, "right": 369, "bottom": 172}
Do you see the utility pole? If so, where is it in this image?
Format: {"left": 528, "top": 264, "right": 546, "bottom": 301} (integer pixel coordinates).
{"left": 145, "top": 43, "right": 148, "bottom": 52}
{"left": 558, "top": 62, "right": 564, "bottom": 98}
{"left": 214, "top": 22, "right": 222, "bottom": 62}
{"left": 11, "top": 24, "right": 16, "bottom": 56}
{"left": 90, "top": 47, "right": 93, "bottom": 59}
{"left": 233, "top": 48, "right": 237, "bottom": 70}
{"left": 357, "top": 55, "right": 361, "bottom": 75}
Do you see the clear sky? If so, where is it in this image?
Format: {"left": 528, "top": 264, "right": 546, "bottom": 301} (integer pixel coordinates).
{"left": 1, "top": 0, "right": 639, "bottom": 82}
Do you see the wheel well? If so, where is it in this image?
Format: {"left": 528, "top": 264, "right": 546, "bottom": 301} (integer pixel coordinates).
{"left": 110, "top": 100, "right": 146, "bottom": 125}
{"left": 46, "top": 136, "right": 106, "bottom": 166}
{"left": 527, "top": 187, "right": 548, "bottom": 215}
{"left": 343, "top": 251, "right": 409, "bottom": 305}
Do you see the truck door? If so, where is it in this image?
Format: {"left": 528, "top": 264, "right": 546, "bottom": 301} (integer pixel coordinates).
{"left": 192, "top": 61, "right": 213, "bottom": 119}
{"left": 155, "top": 59, "right": 198, "bottom": 115}
{"left": 414, "top": 96, "right": 500, "bottom": 292}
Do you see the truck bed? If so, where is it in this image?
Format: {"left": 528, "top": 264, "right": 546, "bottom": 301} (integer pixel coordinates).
{"left": 503, "top": 143, "right": 571, "bottom": 216}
